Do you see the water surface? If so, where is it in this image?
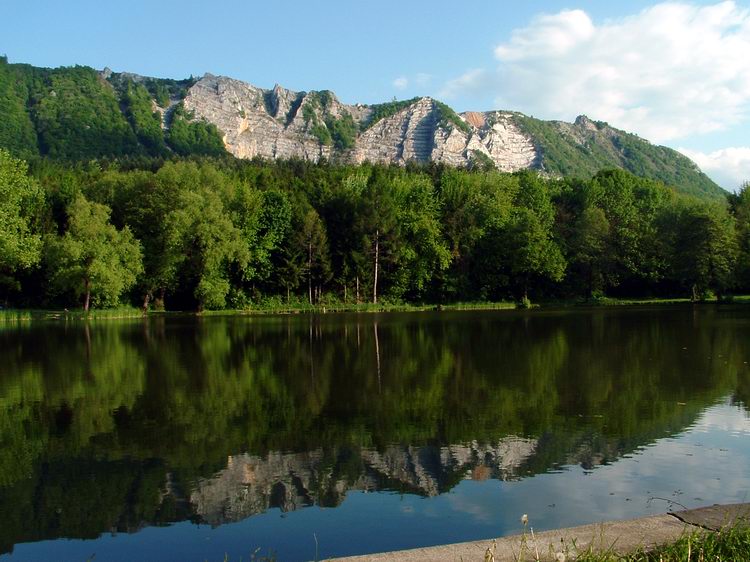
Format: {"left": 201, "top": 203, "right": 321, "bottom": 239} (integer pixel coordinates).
{"left": 1, "top": 306, "right": 749, "bottom": 561}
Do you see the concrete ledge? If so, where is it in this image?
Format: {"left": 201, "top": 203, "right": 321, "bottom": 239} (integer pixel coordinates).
{"left": 671, "top": 503, "right": 750, "bottom": 531}
{"left": 329, "top": 503, "right": 750, "bottom": 561}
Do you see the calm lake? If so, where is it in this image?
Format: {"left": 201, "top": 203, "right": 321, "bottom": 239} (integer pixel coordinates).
{"left": 1, "top": 306, "right": 749, "bottom": 561}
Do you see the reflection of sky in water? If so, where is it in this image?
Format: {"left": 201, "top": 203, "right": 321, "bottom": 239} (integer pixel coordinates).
{"left": 6, "top": 400, "right": 749, "bottom": 562}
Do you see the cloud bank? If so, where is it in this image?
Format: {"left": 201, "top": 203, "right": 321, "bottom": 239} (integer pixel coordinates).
{"left": 679, "top": 147, "right": 750, "bottom": 190}
{"left": 441, "top": 1, "right": 750, "bottom": 145}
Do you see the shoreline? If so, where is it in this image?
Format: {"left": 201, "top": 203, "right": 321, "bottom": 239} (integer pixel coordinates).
{"left": 328, "top": 503, "right": 750, "bottom": 561}
{"left": 1, "top": 296, "right": 750, "bottom": 323}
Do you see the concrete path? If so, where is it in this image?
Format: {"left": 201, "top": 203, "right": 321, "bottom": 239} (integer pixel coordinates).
{"left": 328, "top": 503, "right": 750, "bottom": 561}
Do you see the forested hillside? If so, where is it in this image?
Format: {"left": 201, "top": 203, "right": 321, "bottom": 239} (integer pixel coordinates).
{"left": 0, "top": 57, "right": 728, "bottom": 201}
{"left": 515, "top": 114, "right": 722, "bottom": 200}
{"left": 0, "top": 57, "right": 224, "bottom": 161}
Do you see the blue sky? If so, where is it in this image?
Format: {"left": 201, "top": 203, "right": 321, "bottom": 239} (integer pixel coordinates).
{"left": 3, "top": 0, "right": 749, "bottom": 189}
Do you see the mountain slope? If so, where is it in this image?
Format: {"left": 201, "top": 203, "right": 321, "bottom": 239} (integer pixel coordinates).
{"left": 0, "top": 57, "right": 726, "bottom": 200}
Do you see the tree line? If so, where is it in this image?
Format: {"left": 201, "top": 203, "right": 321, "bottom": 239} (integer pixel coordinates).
{"left": 1, "top": 149, "right": 748, "bottom": 311}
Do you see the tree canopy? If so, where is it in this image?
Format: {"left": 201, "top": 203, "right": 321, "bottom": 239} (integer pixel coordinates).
{"left": 0, "top": 152, "right": 747, "bottom": 311}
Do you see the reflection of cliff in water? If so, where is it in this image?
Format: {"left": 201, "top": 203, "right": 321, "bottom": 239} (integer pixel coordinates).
{"left": 1, "top": 306, "right": 749, "bottom": 553}
{"left": 191, "top": 438, "right": 537, "bottom": 525}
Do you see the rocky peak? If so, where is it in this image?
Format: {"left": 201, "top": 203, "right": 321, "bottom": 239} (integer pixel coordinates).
{"left": 268, "top": 83, "right": 300, "bottom": 122}
{"left": 574, "top": 114, "right": 598, "bottom": 131}
{"left": 463, "top": 111, "right": 487, "bottom": 129}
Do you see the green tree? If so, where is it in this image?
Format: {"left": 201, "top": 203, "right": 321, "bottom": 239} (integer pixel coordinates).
{"left": 569, "top": 206, "right": 611, "bottom": 297}
{"left": 588, "top": 170, "right": 669, "bottom": 288}
{"left": 440, "top": 170, "right": 517, "bottom": 300}
{"left": 321, "top": 169, "right": 370, "bottom": 302}
{"left": 389, "top": 173, "right": 450, "bottom": 299}
{"left": 671, "top": 202, "right": 737, "bottom": 300}
{"left": 165, "top": 181, "right": 248, "bottom": 310}
{"left": 0, "top": 150, "right": 44, "bottom": 299}
{"left": 0, "top": 58, "right": 38, "bottom": 158}
{"left": 505, "top": 171, "right": 566, "bottom": 301}
{"left": 230, "top": 185, "right": 292, "bottom": 303}
{"left": 298, "top": 208, "right": 332, "bottom": 304}
{"left": 730, "top": 182, "right": 750, "bottom": 291}
{"left": 33, "top": 66, "right": 139, "bottom": 159}
{"left": 107, "top": 168, "right": 183, "bottom": 309}
{"left": 360, "top": 170, "right": 400, "bottom": 303}
{"left": 46, "top": 194, "right": 143, "bottom": 311}
{"left": 505, "top": 207, "right": 566, "bottom": 301}
{"left": 166, "top": 104, "right": 226, "bottom": 156}
{"left": 122, "top": 82, "right": 167, "bottom": 155}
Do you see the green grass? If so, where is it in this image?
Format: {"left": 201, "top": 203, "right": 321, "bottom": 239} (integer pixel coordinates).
{"left": 485, "top": 519, "right": 750, "bottom": 562}
{"left": 533, "top": 294, "right": 750, "bottom": 308}
{"left": 201, "top": 300, "right": 517, "bottom": 316}
{"left": 574, "top": 525, "right": 750, "bottom": 561}
{"left": 0, "top": 306, "right": 145, "bottom": 322}
{"left": 3, "top": 295, "right": 748, "bottom": 323}
{"left": 581, "top": 295, "right": 750, "bottom": 307}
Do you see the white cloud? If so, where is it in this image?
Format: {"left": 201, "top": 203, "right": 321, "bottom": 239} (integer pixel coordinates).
{"left": 442, "top": 1, "right": 750, "bottom": 144}
{"left": 393, "top": 73, "right": 431, "bottom": 91}
{"left": 393, "top": 76, "right": 408, "bottom": 90}
{"left": 440, "top": 68, "right": 490, "bottom": 100}
{"left": 415, "top": 73, "right": 432, "bottom": 86}
{"left": 494, "top": 9, "right": 595, "bottom": 61}
{"left": 679, "top": 147, "right": 750, "bottom": 190}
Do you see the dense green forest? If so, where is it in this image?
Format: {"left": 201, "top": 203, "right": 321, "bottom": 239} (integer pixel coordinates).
{"left": 0, "top": 57, "right": 215, "bottom": 161}
{"left": 1, "top": 146, "right": 748, "bottom": 311}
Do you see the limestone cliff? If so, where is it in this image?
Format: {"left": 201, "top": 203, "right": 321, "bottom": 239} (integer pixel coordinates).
{"left": 181, "top": 74, "right": 538, "bottom": 172}
{"left": 171, "top": 72, "right": 726, "bottom": 201}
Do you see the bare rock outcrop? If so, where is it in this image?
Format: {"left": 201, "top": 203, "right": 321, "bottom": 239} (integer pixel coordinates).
{"left": 180, "top": 75, "right": 540, "bottom": 170}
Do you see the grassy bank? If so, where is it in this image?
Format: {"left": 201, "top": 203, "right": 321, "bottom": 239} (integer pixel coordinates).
{"left": 203, "top": 300, "right": 518, "bottom": 316}
{"left": 573, "top": 525, "right": 750, "bottom": 561}
{"left": 2, "top": 295, "right": 749, "bottom": 323}
{"left": 0, "top": 306, "right": 145, "bottom": 323}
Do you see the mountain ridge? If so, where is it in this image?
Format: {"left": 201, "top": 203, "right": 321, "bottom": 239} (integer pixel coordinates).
{"left": 0, "top": 57, "right": 725, "bottom": 200}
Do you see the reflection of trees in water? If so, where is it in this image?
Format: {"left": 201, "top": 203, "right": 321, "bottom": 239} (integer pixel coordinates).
{"left": 0, "top": 307, "right": 749, "bottom": 551}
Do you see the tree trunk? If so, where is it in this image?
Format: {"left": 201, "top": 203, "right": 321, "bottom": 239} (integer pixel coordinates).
{"left": 308, "top": 241, "right": 313, "bottom": 305}
{"left": 83, "top": 278, "right": 91, "bottom": 312}
{"left": 373, "top": 229, "right": 379, "bottom": 304}
{"left": 142, "top": 291, "right": 151, "bottom": 314}
{"left": 374, "top": 322, "right": 381, "bottom": 392}
{"left": 154, "top": 287, "right": 166, "bottom": 311}
{"left": 356, "top": 276, "right": 360, "bottom": 304}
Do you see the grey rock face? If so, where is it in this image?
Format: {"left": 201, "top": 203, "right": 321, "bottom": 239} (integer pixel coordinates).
{"left": 180, "top": 75, "right": 540, "bottom": 170}
{"left": 183, "top": 74, "right": 330, "bottom": 161}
